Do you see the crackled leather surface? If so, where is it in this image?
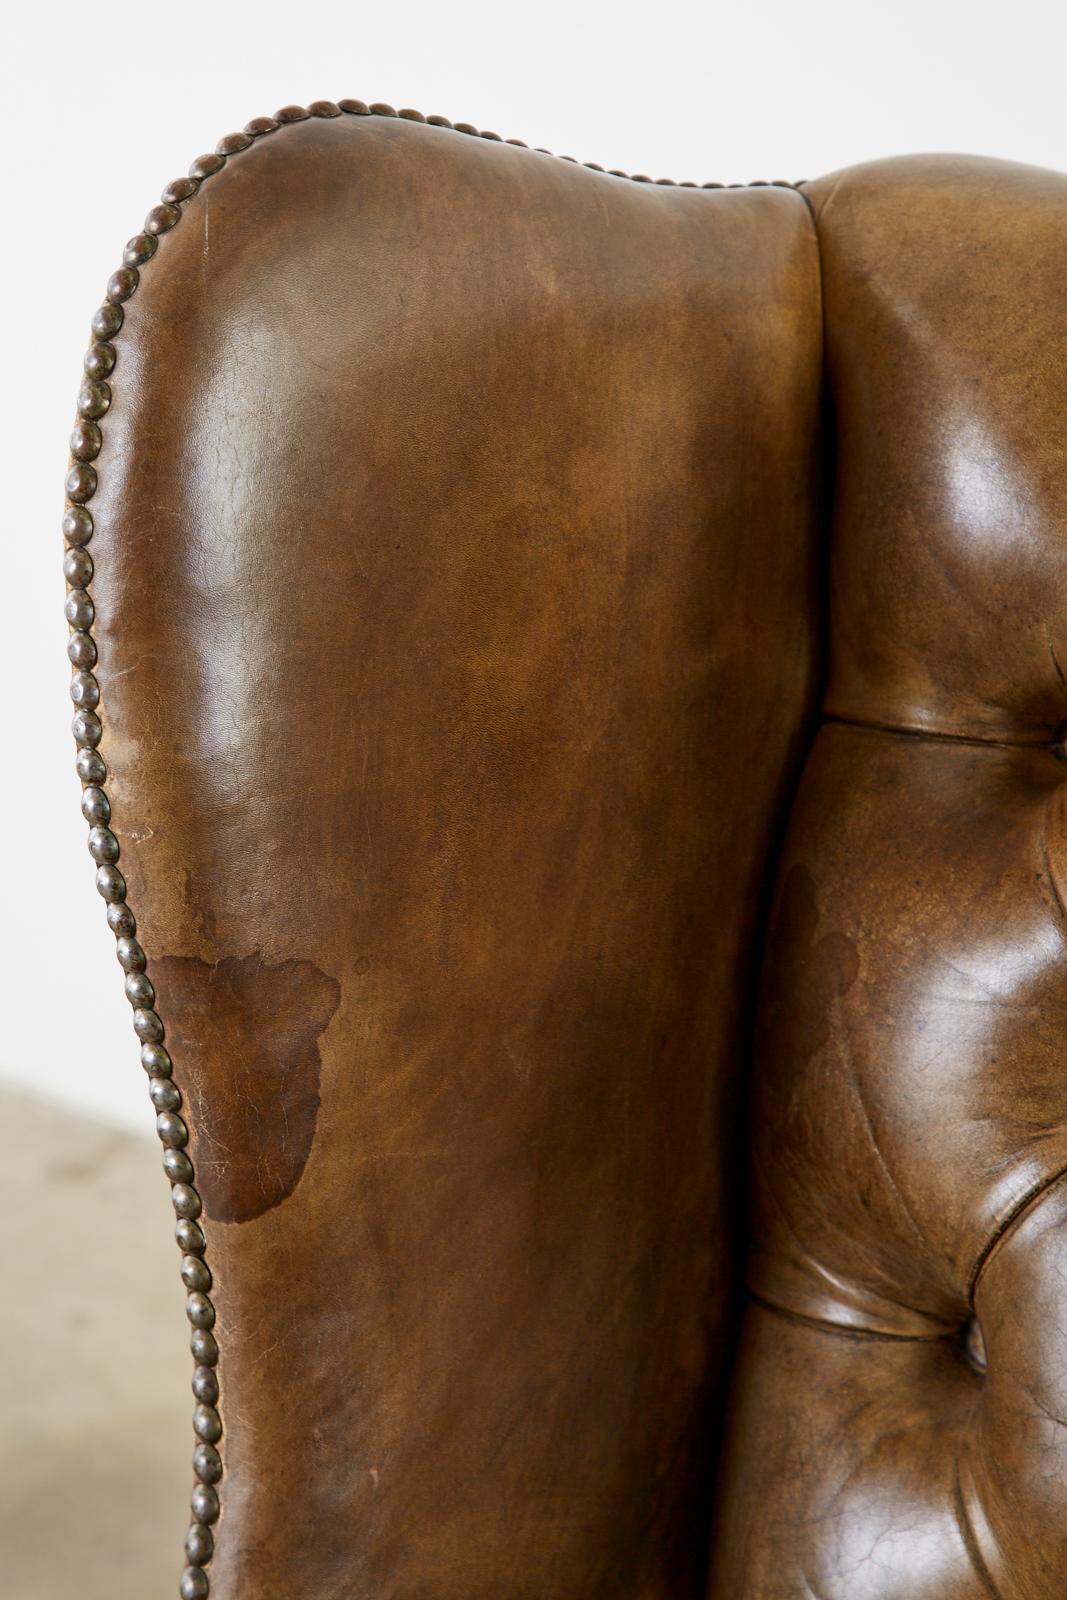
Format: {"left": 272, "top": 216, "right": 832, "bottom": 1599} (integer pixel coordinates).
{"left": 91, "top": 116, "right": 823, "bottom": 1596}
{"left": 708, "top": 156, "right": 1067, "bottom": 1597}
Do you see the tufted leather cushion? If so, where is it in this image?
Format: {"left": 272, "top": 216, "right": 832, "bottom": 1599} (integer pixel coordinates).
{"left": 709, "top": 155, "right": 1067, "bottom": 1597}
{"left": 67, "top": 112, "right": 1067, "bottom": 1597}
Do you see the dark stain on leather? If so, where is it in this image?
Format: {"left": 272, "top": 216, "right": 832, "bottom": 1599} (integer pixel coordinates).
{"left": 763, "top": 863, "right": 859, "bottom": 1065}
{"left": 155, "top": 953, "right": 341, "bottom": 1223}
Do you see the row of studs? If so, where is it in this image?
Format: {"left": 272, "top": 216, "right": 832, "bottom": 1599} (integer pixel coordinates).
{"left": 64, "top": 97, "right": 791, "bottom": 1599}
{"left": 329, "top": 98, "right": 798, "bottom": 188}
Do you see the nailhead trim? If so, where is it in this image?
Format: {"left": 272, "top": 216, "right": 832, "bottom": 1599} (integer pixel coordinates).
{"left": 63, "top": 98, "right": 800, "bottom": 1598}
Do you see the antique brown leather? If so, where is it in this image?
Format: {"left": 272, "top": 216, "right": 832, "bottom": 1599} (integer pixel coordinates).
{"left": 90, "top": 115, "right": 822, "bottom": 1596}
{"left": 72, "top": 115, "right": 1067, "bottom": 1597}
{"left": 709, "top": 155, "right": 1067, "bottom": 1597}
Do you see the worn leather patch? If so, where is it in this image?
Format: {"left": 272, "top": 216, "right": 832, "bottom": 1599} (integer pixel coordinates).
{"left": 155, "top": 953, "right": 341, "bottom": 1223}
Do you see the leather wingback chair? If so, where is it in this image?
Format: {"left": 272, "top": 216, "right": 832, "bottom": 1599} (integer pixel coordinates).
{"left": 61, "top": 100, "right": 1067, "bottom": 1599}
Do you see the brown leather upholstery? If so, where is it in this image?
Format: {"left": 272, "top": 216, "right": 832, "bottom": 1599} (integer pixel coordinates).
{"left": 710, "top": 153, "right": 1067, "bottom": 1598}
{"left": 63, "top": 108, "right": 1067, "bottom": 1597}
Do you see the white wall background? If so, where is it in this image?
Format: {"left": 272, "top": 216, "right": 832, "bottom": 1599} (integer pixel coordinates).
{"left": 4, "top": 0, "right": 1066, "bottom": 1132}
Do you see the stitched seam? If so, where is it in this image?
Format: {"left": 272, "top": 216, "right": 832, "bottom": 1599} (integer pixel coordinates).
{"left": 1039, "top": 830, "right": 1067, "bottom": 929}
{"left": 824, "top": 711, "right": 1055, "bottom": 752}
{"left": 63, "top": 98, "right": 810, "bottom": 1599}
{"left": 750, "top": 1290, "right": 954, "bottom": 1344}
{"left": 953, "top": 1459, "right": 1006, "bottom": 1600}
{"left": 969, "top": 1160, "right": 1067, "bottom": 1303}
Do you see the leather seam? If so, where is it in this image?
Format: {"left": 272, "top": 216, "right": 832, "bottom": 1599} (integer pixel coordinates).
{"left": 823, "top": 711, "right": 1054, "bottom": 752}
{"left": 953, "top": 1458, "right": 1005, "bottom": 1600}
{"left": 750, "top": 1290, "right": 954, "bottom": 1344}
{"left": 1039, "top": 829, "right": 1067, "bottom": 930}
{"left": 969, "top": 1160, "right": 1067, "bottom": 1303}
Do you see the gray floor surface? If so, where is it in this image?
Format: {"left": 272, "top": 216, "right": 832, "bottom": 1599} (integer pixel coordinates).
{"left": 1, "top": 1085, "right": 190, "bottom": 1598}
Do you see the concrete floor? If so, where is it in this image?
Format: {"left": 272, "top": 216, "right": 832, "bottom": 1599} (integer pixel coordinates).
{"left": 1, "top": 1086, "right": 191, "bottom": 1598}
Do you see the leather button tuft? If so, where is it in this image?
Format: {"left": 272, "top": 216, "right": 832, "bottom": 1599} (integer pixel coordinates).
{"left": 963, "top": 1316, "right": 987, "bottom": 1373}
